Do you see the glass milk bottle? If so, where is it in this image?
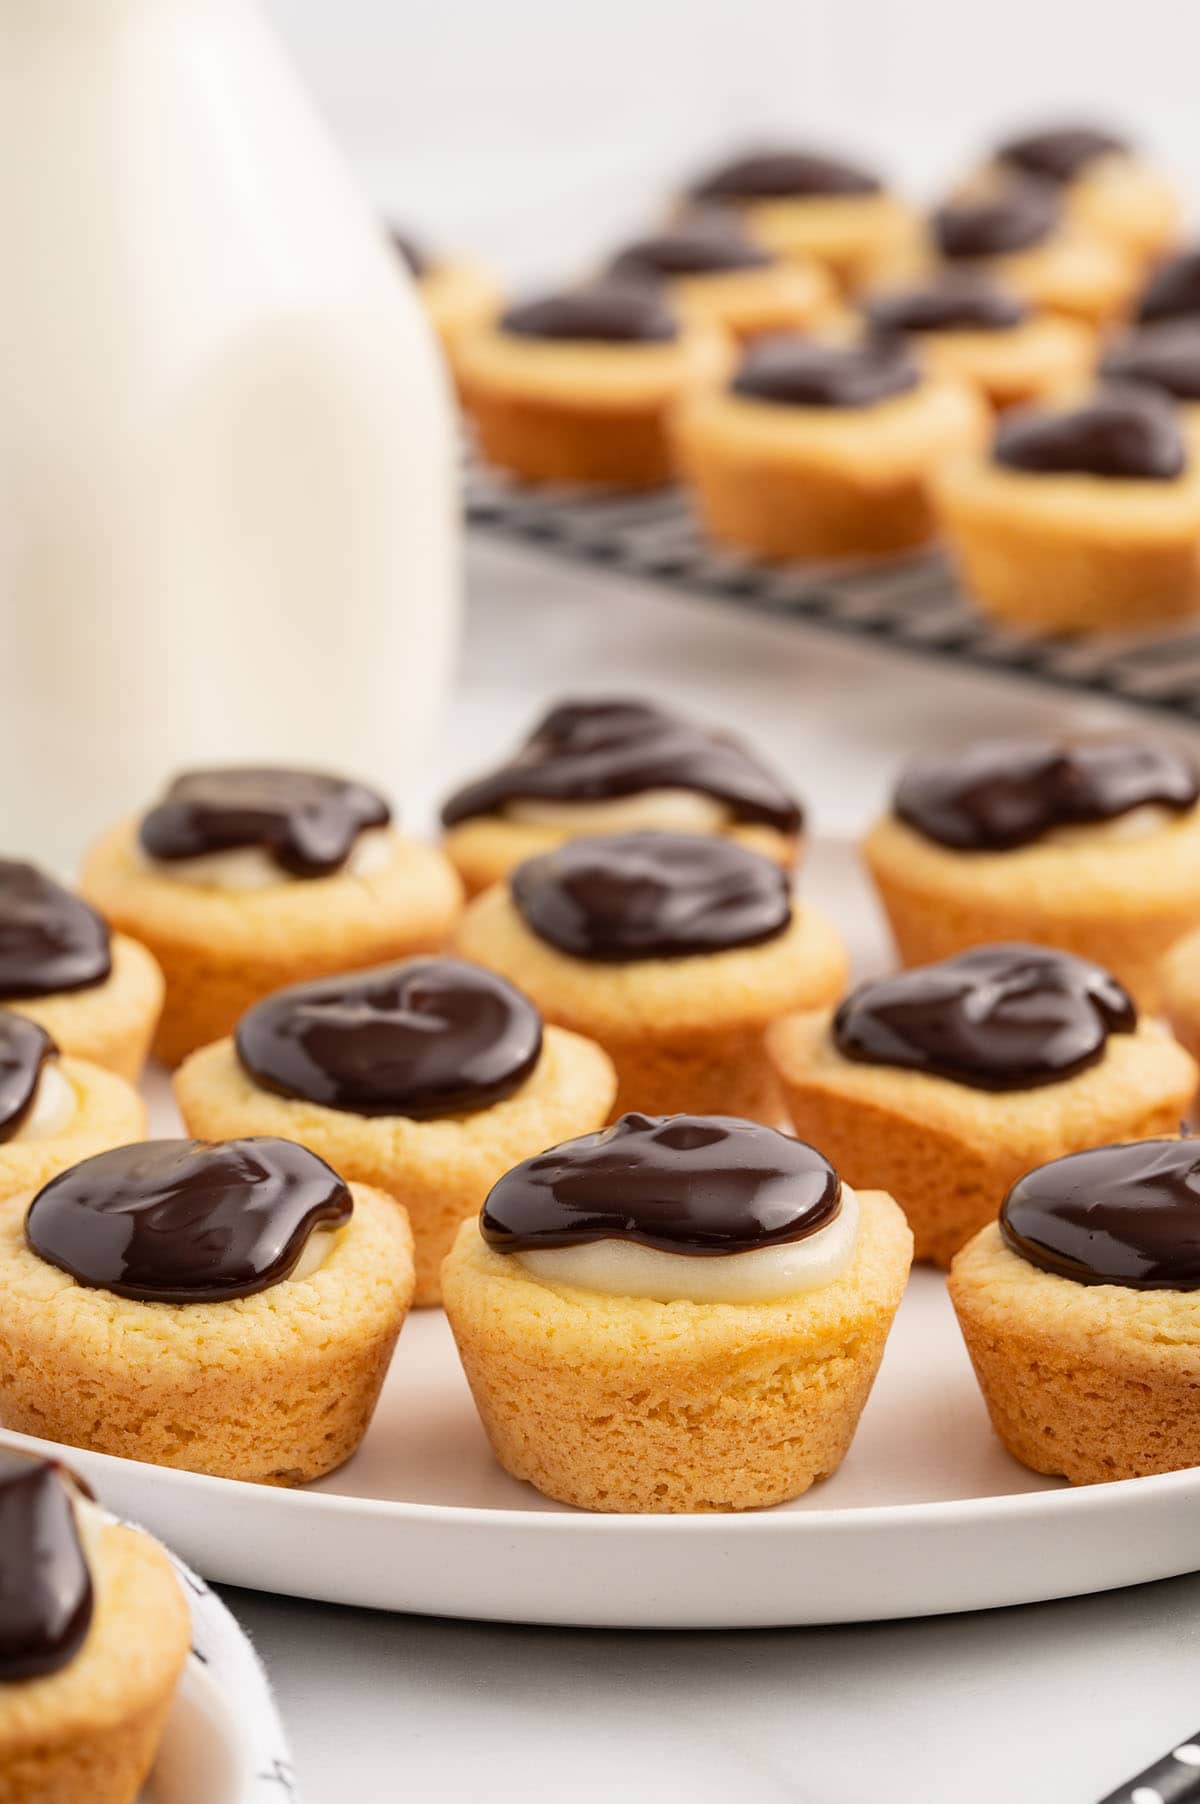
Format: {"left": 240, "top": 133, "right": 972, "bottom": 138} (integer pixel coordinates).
{"left": 0, "top": 0, "right": 459, "bottom": 870}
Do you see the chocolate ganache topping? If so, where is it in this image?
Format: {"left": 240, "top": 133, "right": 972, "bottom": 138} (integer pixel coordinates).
{"left": 992, "top": 391, "right": 1186, "bottom": 480}
{"left": 510, "top": 831, "right": 792, "bottom": 961}
{"left": 236, "top": 959, "right": 543, "bottom": 1118}
{"left": 0, "top": 861, "right": 112, "bottom": 1000}
{"left": 607, "top": 224, "right": 772, "bottom": 282}
{"left": 833, "top": 945, "right": 1135, "bottom": 1092}
{"left": 26, "top": 1138, "right": 353, "bottom": 1304}
{"left": 500, "top": 286, "right": 678, "bottom": 344}
{"left": 0, "top": 1014, "right": 57, "bottom": 1143}
{"left": 894, "top": 736, "right": 1200, "bottom": 852}
{"left": 689, "top": 147, "right": 882, "bottom": 202}
{"left": 932, "top": 182, "right": 1060, "bottom": 260}
{"left": 865, "top": 273, "right": 1029, "bottom": 336}
{"left": 440, "top": 697, "right": 802, "bottom": 835}
{"left": 0, "top": 1450, "right": 93, "bottom": 1682}
{"left": 139, "top": 767, "right": 392, "bottom": 878}
{"left": 481, "top": 1112, "right": 841, "bottom": 1255}
{"left": 995, "top": 125, "right": 1129, "bottom": 184}
{"left": 391, "top": 230, "right": 429, "bottom": 278}
{"left": 1137, "top": 249, "right": 1200, "bottom": 326}
{"left": 1000, "top": 1139, "right": 1200, "bottom": 1288}
{"left": 1100, "top": 320, "right": 1200, "bottom": 403}
{"left": 731, "top": 337, "right": 920, "bottom": 409}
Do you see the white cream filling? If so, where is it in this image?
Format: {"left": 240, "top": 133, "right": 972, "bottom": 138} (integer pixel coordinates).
{"left": 137, "top": 825, "right": 395, "bottom": 890}
{"left": 1041, "top": 804, "right": 1179, "bottom": 848}
{"left": 10, "top": 1062, "right": 77, "bottom": 1143}
{"left": 512, "top": 1184, "right": 859, "bottom": 1304}
{"left": 288, "top": 1225, "right": 341, "bottom": 1282}
{"left": 505, "top": 789, "right": 730, "bottom": 834}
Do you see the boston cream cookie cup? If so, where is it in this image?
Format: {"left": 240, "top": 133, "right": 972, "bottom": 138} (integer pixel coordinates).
{"left": 682, "top": 146, "right": 917, "bottom": 294}
{"left": 950, "top": 1139, "right": 1200, "bottom": 1483}
{"left": 0, "top": 1138, "right": 414, "bottom": 1485}
{"left": 442, "top": 1113, "right": 912, "bottom": 1511}
{"left": 441, "top": 695, "right": 803, "bottom": 898}
{"left": 456, "top": 831, "right": 847, "bottom": 1123}
{"left": 175, "top": 958, "right": 616, "bottom": 1306}
{"left": 769, "top": 945, "right": 1196, "bottom": 1267}
{"left": 0, "top": 860, "right": 162, "bottom": 1084}
{"left": 0, "top": 1448, "right": 190, "bottom": 1804}
{"left": 675, "top": 334, "right": 986, "bottom": 561}
{"left": 992, "top": 123, "right": 1180, "bottom": 269}
{"left": 937, "top": 390, "right": 1200, "bottom": 633}
{"left": 605, "top": 219, "right": 839, "bottom": 344}
{"left": 862, "top": 273, "right": 1092, "bottom": 413}
{"left": 80, "top": 765, "right": 463, "bottom": 1067}
{"left": 457, "top": 283, "right": 729, "bottom": 489}
{"left": 0, "top": 1011, "right": 146, "bottom": 1205}
{"left": 864, "top": 735, "right": 1200, "bottom": 1010}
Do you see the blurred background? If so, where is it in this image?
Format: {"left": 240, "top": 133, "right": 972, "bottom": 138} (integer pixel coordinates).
{"left": 268, "top": 0, "right": 1200, "bottom": 276}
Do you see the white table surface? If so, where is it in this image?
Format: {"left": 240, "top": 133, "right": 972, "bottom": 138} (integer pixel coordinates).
{"left": 220, "top": 535, "right": 1200, "bottom": 1804}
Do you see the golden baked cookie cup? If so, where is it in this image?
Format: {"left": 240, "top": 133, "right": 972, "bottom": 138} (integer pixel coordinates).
{"left": 676, "top": 348, "right": 986, "bottom": 560}
{"left": 457, "top": 879, "right": 847, "bottom": 1123}
{"left": 769, "top": 1010, "right": 1196, "bottom": 1266}
{"left": 442, "top": 1188, "right": 912, "bottom": 1512}
{"left": 175, "top": 1024, "right": 617, "bottom": 1307}
{"left": 457, "top": 285, "right": 730, "bottom": 489}
{"left": 80, "top": 823, "right": 463, "bottom": 1067}
{"left": 0, "top": 1057, "right": 147, "bottom": 1205}
{"left": 0, "top": 1513, "right": 189, "bottom": 1804}
{"left": 8, "top": 933, "right": 163, "bottom": 1085}
{"left": 0, "top": 1180, "right": 414, "bottom": 1484}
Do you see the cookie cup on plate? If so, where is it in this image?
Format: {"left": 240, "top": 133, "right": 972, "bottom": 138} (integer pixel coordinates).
{"left": 0, "top": 1182, "right": 413, "bottom": 1485}
{"left": 442, "top": 1188, "right": 912, "bottom": 1512}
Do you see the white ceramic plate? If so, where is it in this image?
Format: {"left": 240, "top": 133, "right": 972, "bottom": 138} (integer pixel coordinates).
{"left": 10, "top": 837, "right": 1200, "bottom": 1630}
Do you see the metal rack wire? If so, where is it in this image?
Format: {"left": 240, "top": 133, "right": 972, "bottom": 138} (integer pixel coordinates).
{"left": 465, "top": 465, "right": 1200, "bottom": 721}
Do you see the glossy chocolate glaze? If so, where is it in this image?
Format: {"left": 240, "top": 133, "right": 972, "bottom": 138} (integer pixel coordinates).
{"left": 1001, "top": 1138, "right": 1200, "bottom": 1288}
{"left": 481, "top": 1111, "right": 841, "bottom": 1254}
{"left": 689, "top": 148, "right": 882, "bottom": 202}
{"left": 236, "top": 959, "right": 543, "bottom": 1118}
{"left": 499, "top": 286, "right": 678, "bottom": 344}
{"left": 26, "top": 1138, "right": 353, "bottom": 1304}
{"left": 894, "top": 735, "right": 1199, "bottom": 852}
{"left": 995, "top": 125, "right": 1129, "bottom": 184}
{"left": 1100, "top": 320, "right": 1200, "bottom": 403}
{"left": 510, "top": 830, "right": 792, "bottom": 962}
{"left": 1137, "top": 249, "right": 1200, "bottom": 326}
{"left": 607, "top": 225, "right": 772, "bottom": 281}
{"left": 440, "top": 697, "right": 802, "bottom": 834}
{"left": 992, "top": 391, "right": 1186, "bottom": 480}
{"left": 0, "top": 862, "right": 112, "bottom": 1001}
{"left": 731, "top": 336, "right": 920, "bottom": 409}
{"left": 0, "top": 1014, "right": 58, "bottom": 1143}
{"left": 139, "top": 767, "right": 392, "bottom": 879}
{"left": 865, "top": 273, "right": 1029, "bottom": 335}
{"left": 391, "top": 231, "right": 429, "bottom": 278}
{"left": 932, "top": 183, "right": 1060, "bottom": 260}
{"left": 833, "top": 944, "right": 1135, "bottom": 1092}
{"left": 0, "top": 1449, "right": 93, "bottom": 1683}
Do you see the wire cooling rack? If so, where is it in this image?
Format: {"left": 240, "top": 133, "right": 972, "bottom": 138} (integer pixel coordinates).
{"left": 464, "top": 464, "right": 1200, "bottom": 723}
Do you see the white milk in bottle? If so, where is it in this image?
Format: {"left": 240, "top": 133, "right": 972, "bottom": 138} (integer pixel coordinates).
{"left": 0, "top": 0, "right": 459, "bottom": 870}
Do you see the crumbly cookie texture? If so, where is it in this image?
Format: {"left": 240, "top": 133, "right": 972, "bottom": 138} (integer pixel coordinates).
{"left": 442, "top": 1189, "right": 912, "bottom": 1512}
{"left": 455, "top": 884, "right": 847, "bottom": 1122}
{"left": 0, "top": 1057, "right": 147, "bottom": 1203}
{"left": 79, "top": 822, "right": 464, "bottom": 1066}
{"left": 0, "top": 1518, "right": 189, "bottom": 1804}
{"left": 443, "top": 813, "right": 800, "bottom": 899}
{"left": 936, "top": 454, "right": 1200, "bottom": 633}
{"left": 8, "top": 933, "right": 164, "bottom": 1084}
{"left": 769, "top": 1012, "right": 1197, "bottom": 1267}
{"left": 950, "top": 1221, "right": 1200, "bottom": 1483}
{"left": 863, "top": 807, "right": 1200, "bottom": 1012}
{"left": 174, "top": 1024, "right": 617, "bottom": 1307}
{"left": 0, "top": 1183, "right": 414, "bottom": 1485}
{"left": 674, "top": 375, "right": 987, "bottom": 560}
